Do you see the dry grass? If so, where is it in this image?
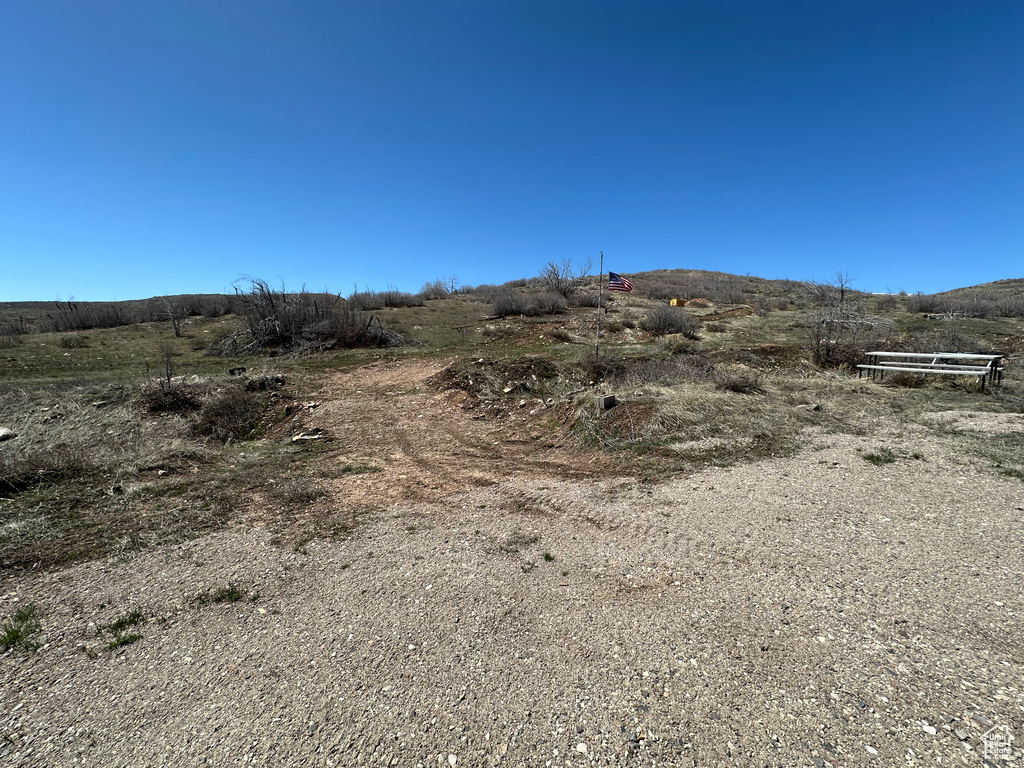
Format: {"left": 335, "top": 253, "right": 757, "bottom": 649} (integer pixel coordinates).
{"left": 0, "top": 374, "right": 308, "bottom": 574}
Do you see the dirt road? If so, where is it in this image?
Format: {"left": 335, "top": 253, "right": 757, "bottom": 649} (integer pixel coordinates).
{"left": 2, "top": 360, "right": 1023, "bottom": 767}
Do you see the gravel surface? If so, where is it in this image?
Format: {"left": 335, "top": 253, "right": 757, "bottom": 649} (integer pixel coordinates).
{"left": 2, "top": 363, "right": 1023, "bottom": 767}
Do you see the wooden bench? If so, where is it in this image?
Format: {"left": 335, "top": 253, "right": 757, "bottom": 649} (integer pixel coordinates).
{"left": 857, "top": 352, "right": 1004, "bottom": 390}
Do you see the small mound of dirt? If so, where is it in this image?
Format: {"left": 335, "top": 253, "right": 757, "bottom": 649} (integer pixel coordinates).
{"left": 685, "top": 298, "right": 714, "bottom": 308}
{"left": 427, "top": 359, "right": 498, "bottom": 395}
{"left": 501, "top": 356, "right": 559, "bottom": 382}
{"left": 429, "top": 357, "right": 562, "bottom": 399}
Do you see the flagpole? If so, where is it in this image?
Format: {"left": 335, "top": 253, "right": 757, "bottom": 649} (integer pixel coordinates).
{"left": 595, "top": 251, "right": 603, "bottom": 360}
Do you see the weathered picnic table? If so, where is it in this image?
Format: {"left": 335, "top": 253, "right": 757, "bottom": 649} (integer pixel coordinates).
{"left": 857, "top": 351, "right": 1005, "bottom": 390}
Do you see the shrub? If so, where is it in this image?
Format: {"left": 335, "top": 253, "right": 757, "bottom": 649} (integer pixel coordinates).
{"left": 348, "top": 291, "right": 385, "bottom": 311}
{"left": 492, "top": 290, "right": 531, "bottom": 317}
{"left": 578, "top": 352, "right": 626, "bottom": 383}
{"left": 192, "top": 387, "right": 267, "bottom": 442}
{"left": 659, "top": 335, "right": 703, "bottom": 355}
{"left": 641, "top": 306, "right": 700, "bottom": 338}
{"left": 996, "top": 294, "right": 1024, "bottom": 317}
{"left": 420, "top": 280, "right": 450, "bottom": 300}
{"left": 213, "top": 279, "right": 409, "bottom": 355}
{"left": 805, "top": 308, "right": 891, "bottom": 368}
{"left": 139, "top": 386, "right": 201, "bottom": 415}
{"left": 381, "top": 287, "right": 425, "bottom": 308}
{"left": 539, "top": 258, "right": 591, "bottom": 298}
{"left": 531, "top": 292, "right": 567, "bottom": 315}
{"left": 59, "top": 334, "right": 88, "bottom": 348}
{"left": 899, "top": 326, "right": 990, "bottom": 354}
{"left": 570, "top": 292, "right": 601, "bottom": 308}
{"left": 712, "top": 367, "right": 765, "bottom": 394}
{"left": 491, "top": 291, "right": 565, "bottom": 317}
{"left": 875, "top": 294, "right": 899, "bottom": 312}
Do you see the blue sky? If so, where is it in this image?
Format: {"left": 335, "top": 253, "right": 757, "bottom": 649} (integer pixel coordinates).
{"left": 1, "top": 1, "right": 1021, "bottom": 301}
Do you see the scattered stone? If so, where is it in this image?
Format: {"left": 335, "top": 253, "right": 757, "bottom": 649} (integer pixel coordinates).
{"left": 91, "top": 401, "right": 108, "bottom": 408}
{"left": 448, "top": 755, "right": 457, "bottom": 767}
{"left": 228, "top": 367, "right": 247, "bottom": 376}
{"left": 955, "top": 729, "right": 968, "bottom": 741}
{"left": 865, "top": 745, "right": 878, "bottom": 756}
{"left": 291, "top": 433, "right": 323, "bottom": 442}
{"left": 0, "top": 427, "right": 16, "bottom": 441}
{"left": 967, "top": 710, "right": 993, "bottom": 727}
{"left": 575, "top": 743, "right": 588, "bottom": 754}
{"left": 922, "top": 724, "right": 937, "bottom": 735}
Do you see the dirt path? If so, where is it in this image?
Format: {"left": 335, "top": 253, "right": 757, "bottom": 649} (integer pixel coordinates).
{"left": 2, "top": 360, "right": 1023, "bottom": 767}
{"left": 293, "top": 359, "right": 601, "bottom": 516}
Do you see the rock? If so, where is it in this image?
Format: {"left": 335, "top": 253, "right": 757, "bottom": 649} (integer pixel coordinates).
{"left": 967, "top": 710, "right": 993, "bottom": 727}
{"left": 865, "top": 745, "right": 878, "bottom": 755}
{"left": 0, "top": 427, "right": 15, "bottom": 441}
{"left": 448, "top": 755, "right": 457, "bottom": 767}
{"left": 575, "top": 743, "right": 588, "bottom": 754}
{"left": 955, "top": 729, "right": 968, "bottom": 741}
{"left": 922, "top": 724, "right": 937, "bottom": 735}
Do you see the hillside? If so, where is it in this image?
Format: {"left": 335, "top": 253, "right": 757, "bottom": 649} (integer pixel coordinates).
{"left": 1, "top": 270, "right": 1023, "bottom": 766}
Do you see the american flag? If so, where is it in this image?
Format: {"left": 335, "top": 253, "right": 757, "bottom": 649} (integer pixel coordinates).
{"left": 608, "top": 272, "right": 634, "bottom": 292}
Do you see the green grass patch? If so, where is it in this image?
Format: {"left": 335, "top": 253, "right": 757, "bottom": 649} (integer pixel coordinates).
{"left": 196, "top": 583, "right": 247, "bottom": 605}
{"left": 106, "top": 633, "right": 143, "bottom": 650}
{"left": 863, "top": 448, "right": 899, "bottom": 465}
{"left": 1, "top": 603, "right": 42, "bottom": 651}
{"left": 106, "top": 609, "right": 147, "bottom": 635}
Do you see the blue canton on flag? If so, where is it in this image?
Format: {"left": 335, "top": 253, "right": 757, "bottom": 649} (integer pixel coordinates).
{"left": 608, "top": 272, "right": 634, "bottom": 292}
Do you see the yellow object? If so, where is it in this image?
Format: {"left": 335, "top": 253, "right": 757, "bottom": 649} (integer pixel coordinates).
{"left": 670, "top": 298, "right": 683, "bottom": 306}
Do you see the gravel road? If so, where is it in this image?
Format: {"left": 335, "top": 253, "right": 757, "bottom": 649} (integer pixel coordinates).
{"left": 2, "top": 363, "right": 1022, "bottom": 767}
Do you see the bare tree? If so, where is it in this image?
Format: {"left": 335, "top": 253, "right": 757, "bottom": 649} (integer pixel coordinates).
{"left": 162, "top": 297, "right": 187, "bottom": 337}
{"left": 539, "top": 258, "right": 592, "bottom": 299}
{"left": 803, "top": 272, "right": 857, "bottom": 310}
{"left": 156, "top": 341, "right": 181, "bottom": 388}
{"left": 833, "top": 271, "right": 855, "bottom": 307}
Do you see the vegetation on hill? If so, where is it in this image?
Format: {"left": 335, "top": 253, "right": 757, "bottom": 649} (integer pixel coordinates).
{"left": 1, "top": 266, "right": 1021, "bottom": 574}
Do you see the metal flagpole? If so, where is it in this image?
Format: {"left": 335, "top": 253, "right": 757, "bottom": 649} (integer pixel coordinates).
{"left": 595, "top": 251, "right": 603, "bottom": 359}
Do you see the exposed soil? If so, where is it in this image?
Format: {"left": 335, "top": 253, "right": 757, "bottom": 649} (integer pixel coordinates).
{"left": 257, "top": 360, "right": 610, "bottom": 533}
{"left": 2, "top": 359, "right": 1023, "bottom": 767}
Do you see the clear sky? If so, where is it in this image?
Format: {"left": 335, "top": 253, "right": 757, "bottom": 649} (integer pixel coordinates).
{"left": 2, "top": 1, "right": 1021, "bottom": 301}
